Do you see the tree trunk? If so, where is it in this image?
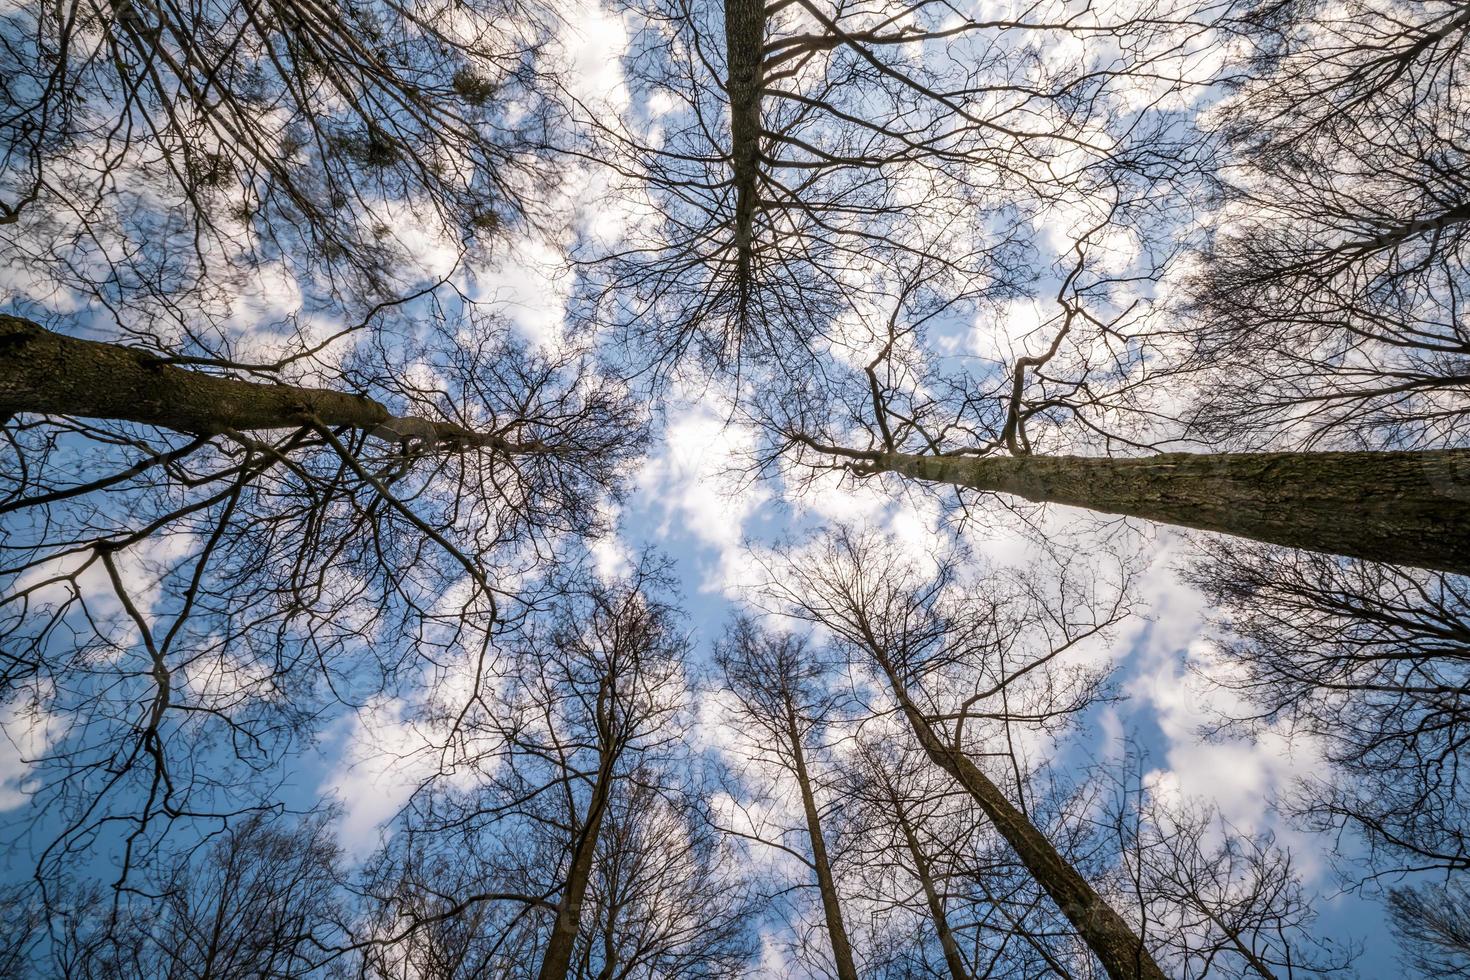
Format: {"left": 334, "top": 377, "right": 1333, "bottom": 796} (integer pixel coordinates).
{"left": 873, "top": 662, "right": 1165, "bottom": 980}
{"left": 0, "top": 314, "right": 524, "bottom": 451}
{"left": 786, "top": 707, "right": 861, "bottom": 980}
{"left": 723, "top": 0, "right": 765, "bottom": 296}
{"left": 866, "top": 449, "right": 1470, "bottom": 575}
{"left": 537, "top": 757, "right": 615, "bottom": 980}
{"left": 889, "top": 796, "right": 970, "bottom": 980}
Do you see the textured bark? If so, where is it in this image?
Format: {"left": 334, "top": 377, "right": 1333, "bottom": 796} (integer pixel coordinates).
{"left": 723, "top": 0, "right": 765, "bottom": 297}
{"left": 867, "top": 449, "right": 1470, "bottom": 575}
{"left": 872, "top": 661, "right": 1165, "bottom": 980}
{"left": 0, "top": 314, "right": 525, "bottom": 451}
{"left": 786, "top": 706, "right": 860, "bottom": 980}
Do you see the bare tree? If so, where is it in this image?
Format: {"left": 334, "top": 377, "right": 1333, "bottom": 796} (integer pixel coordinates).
{"left": 1182, "top": 0, "right": 1470, "bottom": 452}
{"left": 1, "top": 0, "right": 561, "bottom": 325}
{"left": 354, "top": 774, "right": 753, "bottom": 979}
{"left": 760, "top": 525, "right": 1166, "bottom": 980}
{"left": 522, "top": 578, "right": 690, "bottom": 980}
{"left": 350, "top": 566, "right": 708, "bottom": 980}
{"left": 712, "top": 618, "right": 861, "bottom": 980}
{"left": 840, "top": 737, "right": 977, "bottom": 980}
{"left": 758, "top": 252, "right": 1470, "bottom": 572}
{"left": 0, "top": 0, "right": 644, "bottom": 902}
{"left": 1095, "top": 754, "right": 1356, "bottom": 979}
{"left": 0, "top": 300, "right": 643, "bottom": 898}
{"left": 571, "top": 0, "right": 1215, "bottom": 372}
{"left": 352, "top": 814, "right": 556, "bottom": 977}
{"left": 0, "top": 810, "right": 350, "bottom": 978}
{"left": 570, "top": 775, "right": 755, "bottom": 979}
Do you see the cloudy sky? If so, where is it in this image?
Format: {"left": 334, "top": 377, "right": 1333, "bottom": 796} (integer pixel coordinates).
{"left": 0, "top": 0, "right": 1440, "bottom": 973}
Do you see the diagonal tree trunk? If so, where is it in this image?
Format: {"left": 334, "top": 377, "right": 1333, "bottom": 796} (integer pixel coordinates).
{"left": 859, "top": 448, "right": 1470, "bottom": 575}
{"left": 785, "top": 704, "right": 861, "bottom": 980}
{"left": 0, "top": 314, "right": 536, "bottom": 452}
{"left": 538, "top": 751, "right": 617, "bottom": 980}
{"left": 869, "top": 658, "right": 1166, "bottom": 980}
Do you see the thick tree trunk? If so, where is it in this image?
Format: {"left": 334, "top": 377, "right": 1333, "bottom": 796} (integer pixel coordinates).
{"left": 538, "top": 757, "right": 615, "bottom": 980}
{"left": 890, "top": 798, "right": 970, "bottom": 980}
{"left": 786, "top": 707, "right": 860, "bottom": 980}
{"left": 874, "top": 663, "right": 1165, "bottom": 980}
{"left": 723, "top": 0, "right": 765, "bottom": 296}
{"left": 0, "top": 314, "right": 522, "bottom": 451}
{"left": 866, "top": 449, "right": 1470, "bottom": 575}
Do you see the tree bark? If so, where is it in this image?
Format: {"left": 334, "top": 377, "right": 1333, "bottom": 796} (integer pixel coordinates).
{"left": 723, "top": 0, "right": 765, "bottom": 297}
{"left": 0, "top": 314, "right": 527, "bottom": 451}
{"left": 864, "top": 448, "right": 1470, "bottom": 575}
{"left": 872, "top": 661, "right": 1165, "bottom": 980}
{"left": 785, "top": 706, "right": 861, "bottom": 980}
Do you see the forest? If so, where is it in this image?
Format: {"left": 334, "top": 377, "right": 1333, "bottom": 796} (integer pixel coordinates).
{"left": 1, "top": 0, "right": 1469, "bottom": 974}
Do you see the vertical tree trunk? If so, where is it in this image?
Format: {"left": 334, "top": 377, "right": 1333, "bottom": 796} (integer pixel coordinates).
{"left": 537, "top": 757, "right": 615, "bottom": 980}
{"left": 872, "top": 662, "right": 1165, "bottom": 980}
{"left": 885, "top": 790, "right": 970, "bottom": 980}
{"left": 867, "top": 449, "right": 1470, "bottom": 575}
{"left": 723, "top": 0, "right": 766, "bottom": 297}
{"left": 786, "top": 706, "right": 861, "bottom": 980}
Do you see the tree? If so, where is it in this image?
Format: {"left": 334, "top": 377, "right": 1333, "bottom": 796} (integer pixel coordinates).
{"left": 839, "top": 737, "right": 976, "bottom": 980}
{"left": 711, "top": 618, "right": 861, "bottom": 980}
{"left": 1, "top": 0, "right": 558, "bottom": 322}
{"left": 350, "top": 566, "right": 709, "bottom": 980}
{"left": 1182, "top": 0, "right": 1470, "bottom": 452}
{"left": 709, "top": 0, "right": 1470, "bottom": 574}
{"left": 1, "top": 0, "right": 625, "bottom": 898}
{"left": 1095, "top": 754, "right": 1356, "bottom": 979}
{"left": 762, "top": 525, "right": 1167, "bottom": 980}
{"left": 522, "top": 579, "right": 690, "bottom": 980}
{"left": 570, "top": 776, "right": 755, "bottom": 979}
{"left": 0, "top": 302, "right": 642, "bottom": 893}
{"left": 758, "top": 243, "right": 1470, "bottom": 575}
{"left": 0, "top": 811, "right": 350, "bottom": 978}
{"left": 1, "top": 0, "right": 634, "bottom": 904}
{"left": 760, "top": 267, "right": 1470, "bottom": 572}
{"left": 355, "top": 775, "right": 753, "bottom": 979}
{"left": 7, "top": 0, "right": 1469, "bottom": 969}
{"left": 572, "top": 0, "right": 1213, "bottom": 372}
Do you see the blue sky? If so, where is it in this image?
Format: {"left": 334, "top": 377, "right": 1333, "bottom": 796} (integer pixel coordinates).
{"left": 0, "top": 0, "right": 1441, "bottom": 973}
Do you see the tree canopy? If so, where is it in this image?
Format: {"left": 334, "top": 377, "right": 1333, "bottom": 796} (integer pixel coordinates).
{"left": 2, "top": 0, "right": 1466, "bottom": 974}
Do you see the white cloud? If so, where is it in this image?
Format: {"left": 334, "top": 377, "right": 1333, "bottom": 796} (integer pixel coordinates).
{"left": 0, "top": 696, "right": 59, "bottom": 812}
{"left": 319, "top": 656, "right": 508, "bottom": 858}
{"left": 634, "top": 397, "right": 774, "bottom": 593}
{"left": 1120, "top": 539, "right": 1326, "bottom": 856}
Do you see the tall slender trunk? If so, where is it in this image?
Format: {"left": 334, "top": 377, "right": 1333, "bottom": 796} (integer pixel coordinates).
{"left": 538, "top": 756, "right": 616, "bottom": 980}
{"left": 0, "top": 315, "right": 524, "bottom": 451}
{"left": 786, "top": 705, "right": 860, "bottom": 980}
{"left": 872, "top": 661, "right": 1165, "bottom": 980}
{"left": 885, "top": 790, "right": 970, "bottom": 980}
{"left": 724, "top": 0, "right": 766, "bottom": 300}
{"left": 866, "top": 449, "right": 1470, "bottom": 575}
